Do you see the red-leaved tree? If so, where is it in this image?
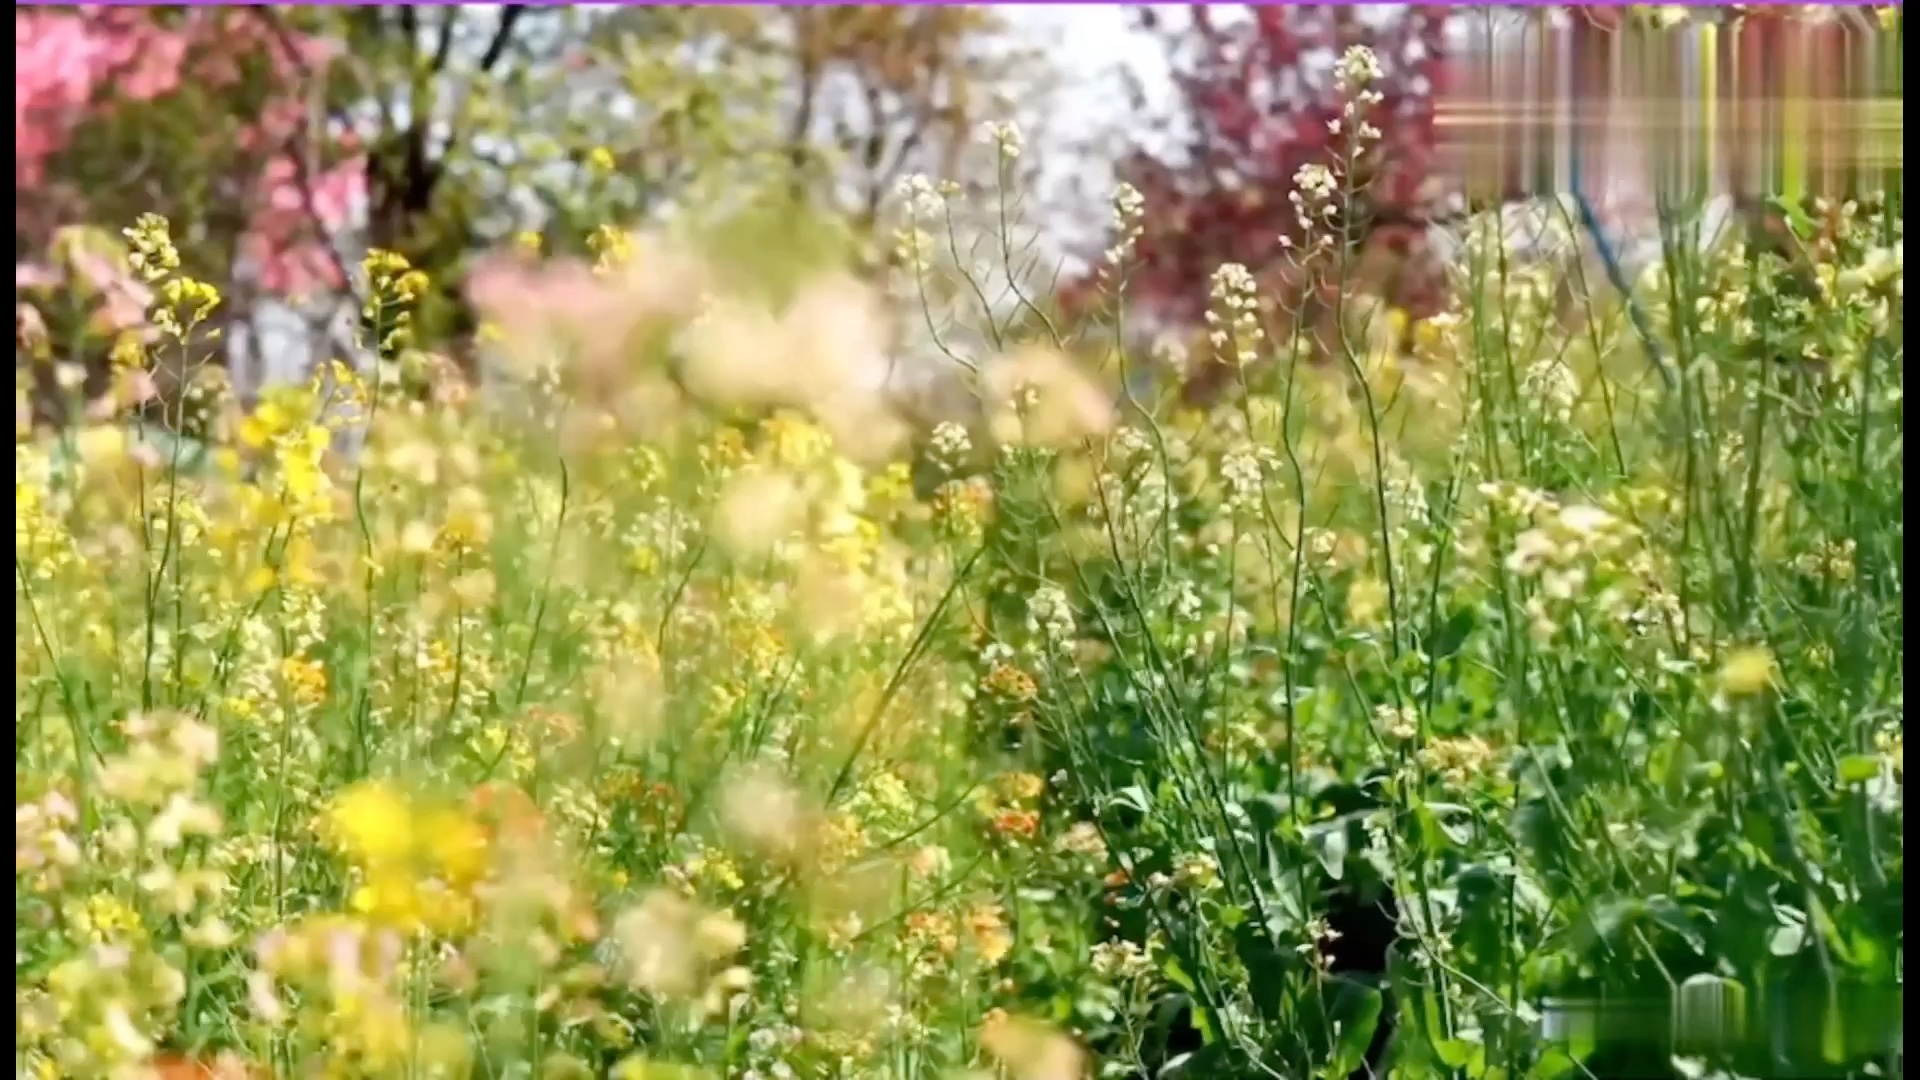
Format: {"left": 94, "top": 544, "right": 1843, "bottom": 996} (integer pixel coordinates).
{"left": 1097, "top": 6, "right": 1454, "bottom": 343}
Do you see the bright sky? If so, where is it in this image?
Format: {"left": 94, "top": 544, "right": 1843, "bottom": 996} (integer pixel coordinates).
{"left": 1004, "top": 5, "right": 1175, "bottom": 129}
{"left": 1005, "top": 5, "right": 1168, "bottom": 92}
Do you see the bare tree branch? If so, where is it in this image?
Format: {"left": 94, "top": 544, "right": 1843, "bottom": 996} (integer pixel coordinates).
{"left": 478, "top": 6, "right": 527, "bottom": 74}
{"left": 429, "top": 7, "right": 462, "bottom": 75}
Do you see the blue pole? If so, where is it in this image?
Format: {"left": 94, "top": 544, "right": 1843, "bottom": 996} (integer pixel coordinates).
{"left": 1568, "top": 67, "right": 1676, "bottom": 390}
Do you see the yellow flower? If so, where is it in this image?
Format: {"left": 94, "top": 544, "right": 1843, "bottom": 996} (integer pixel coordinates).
{"left": 279, "top": 656, "right": 328, "bottom": 707}
{"left": 866, "top": 461, "right": 914, "bottom": 506}
{"left": 393, "top": 270, "right": 430, "bottom": 304}
{"left": 249, "top": 400, "right": 292, "bottom": 441}
{"left": 590, "top": 224, "right": 634, "bottom": 272}
{"left": 280, "top": 450, "right": 322, "bottom": 503}
{"left": 238, "top": 415, "right": 272, "bottom": 450}
{"left": 123, "top": 213, "right": 181, "bottom": 282}
{"left": 244, "top": 566, "right": 277, "bottom": 595}
{"left": 612, "top": 1058, "right": 714, "bottom": 1080}
{"left": 1420, "top": 735, "right": 1497, "bottom": 786}
{"left": 997, "top": 771, "right": 1045, "bottom": 803}
{"left": 74, "top": 893, "right": 146, "bottom": 945}
{"left": 442, "top": 486, "right": 494, "bottom": 548}
{"left": 760, "top": 413, "right": 833, "bottom": 469}
{"left": 692, "top": 910, "right": 747, "bottom": 959}
{"left": 1718, "top": 647, "right": 1777, "bottom": 698}
{"left": 1346, "top": 577, "right": 1390, "bottom": 629}
{"left": 684, "top": 848, "right": 745, "bottom": 892}
{"left": 1875, "top": 730, "right": 1902, "bottom": 775}
{"left": 75, "top": 425, "right": 127, "bottom": 471}
{"left": 328, "top": 782, "right": 416, "bottom": 867}
{"left": 420, "top": 807, "right": 490, "bottom": 887}
{"left": 362, "top": 249, "right": 412, "bottom": 283}
{"left": 350, "top": 870, "right": 426, "bottom": 931}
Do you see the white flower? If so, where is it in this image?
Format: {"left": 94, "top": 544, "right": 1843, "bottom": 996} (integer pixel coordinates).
{"left": 1208, "top": 263, "right": 1264, "bottom": 366}
{"left": 983, "top": 120, "right": 1024, "bottom": 160}
{"left": 893, "top": 225, "right": 934, "bottom": 274}
{"left": 1172, "top": 582, "right": 1203, "bottom": 624}
{"left": 896, "top": 173, "right": 945, "bottom": 218}
{"left": 1057, "top": 822, "right": 1107, "bottom": 860}
{"left": 929, "top": 421, "right": 972, "bottom": 470}
{"left": 1027, "top": 585, "right": 1076, "bottom": 653}
{"left": 1522, "top": 357, "right": 1580, "bottom": 425}
{"left": 102, "top": 1003, "right": 153, "bottom": 1057}
{"left": 1221, "top": 448, "right": 1266, "bottom": 511}
{"left": 1374, "top": 703, "right": 1419, "bottom": 741}
{"left": 1106, "top": 182, "right": 1147, "bottom": 265}
{"left": 1556, "top": 504, "right": 1619, "bottom": 540}
{"left": 1335, "top": 45, "right": 1384, "bottom": 94}
{"left": 1089, "top": 938, "right": 1152, "bottom": 980}
{"left": 1110, "top": 426, "right": 1153, "bottom": 459}
{"left": 1294, "top": 163, "right": 1339, "bottom": 204}
{"left": 1504, "top": 528, "right": 1559, "bottom": 576}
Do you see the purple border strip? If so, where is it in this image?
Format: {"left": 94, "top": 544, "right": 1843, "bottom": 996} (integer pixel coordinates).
{"left": 15, "top": 2, "right": 1903, "bottom": 7}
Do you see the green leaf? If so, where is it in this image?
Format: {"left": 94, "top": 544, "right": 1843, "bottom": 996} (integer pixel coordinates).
{"left": 1769, "top": 924, "right": 1807, "bottom": 957}
{"left": 1838, "top": 754, "right": 1884, "bottom": 785}
{"left": 1644, "top": 895, "right": 1707, "bottom": 954}
{"left": 1528, "top": 1048, "right": 1579, "bottom": 1080}
{"left": 1415, "top": 803, "right": 1474, "bottom": 853}
{"left": 1157, "top": 1053, "right": 1197, "bottom": 1077}
{"left": 1771, "top": 195, "right": 1818, "bottom": 241}
{"left": 1435, "top": 1038, "right": 1475, "bottom": 1068}
{"left": 1821, "top": 999, "right": 1847, "bottom": 1064}
{"left": 1162, "top": 955, "right": 1197, "bottom": 994}
{"left": 1325, "top": 978, "right": 1384, "bottom": 1078}
{"left": 1428, "top": 607, "right": 1477, "bottom": 659}
{"left": 1313, "top": 821, "right": 1350, "bottom": 882}
{"left": 1109, "top": 785, "right": 1153, "bottom": 815}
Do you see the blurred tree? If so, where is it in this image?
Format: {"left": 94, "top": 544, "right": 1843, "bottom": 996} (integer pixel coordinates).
{"left": 766, "top": 8, "right": 1030, "bottom": 235}
{"left": 15, "top": 5, "right": 1040, "bottom": 399}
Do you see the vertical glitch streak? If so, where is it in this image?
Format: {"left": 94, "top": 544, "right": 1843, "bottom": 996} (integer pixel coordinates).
{"left": 1781, "top": 18, "right": 1806, "bottom": 204}
{"left": 1699, "top": 19, "right": 1717, "bottom": 207}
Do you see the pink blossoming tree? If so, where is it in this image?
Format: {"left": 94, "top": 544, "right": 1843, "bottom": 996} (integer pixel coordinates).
{"left": 16, "top": 8, "right": 362, "bottom": 306}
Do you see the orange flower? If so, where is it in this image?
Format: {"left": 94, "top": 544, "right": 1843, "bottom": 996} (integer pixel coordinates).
{"left": 149, "top": 1055, "right": 260, "bottom": 1080}
{"left": 980, "top": 1013, "right": 1087, "bottom": 1080}
{"left": 468, "top": 782, "right": 546, "bottom": 845}
{"left": 524, "top": 706, "right": 581, "bottom": 746}
{"left": 991, "top": 809, "right": 1040, "bottom": 840}
{"left": 967, "top": 903, "right": 1014, "bottom": 965}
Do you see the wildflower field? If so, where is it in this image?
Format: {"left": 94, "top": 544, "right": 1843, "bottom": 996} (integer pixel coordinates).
{"left": 14, "top": 21, "right": 1906, "bottom": 1080}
